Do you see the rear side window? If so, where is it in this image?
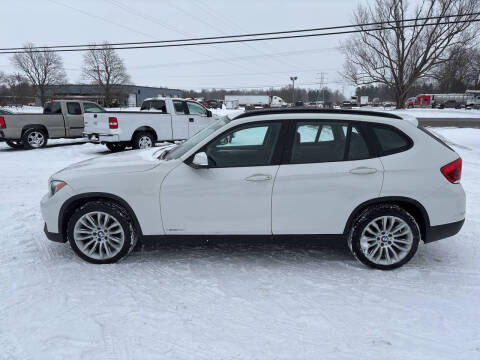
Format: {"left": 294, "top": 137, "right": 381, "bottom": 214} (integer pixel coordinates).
{"left": 43, "top": 102, "right": 62, "bottom": 114}
{"left": 371, "top": 125, "right": 412, "bottom": 155}
{"left": 173, "top": 100, "right": 186, "bottom": 114}
{"left": 348, "top": 126, "right": 370, "bottom": 160}
{"left": 83, "top": 103, "right": 103, "bottom": 113}
{"left": 67, "top": 102, "right": 82, "bottom": 115}
{"left": 291, "top": 121, "right": 348, "bottom": 163}
{"left": 141, "top": 100, "right": 167, "bottom": 112}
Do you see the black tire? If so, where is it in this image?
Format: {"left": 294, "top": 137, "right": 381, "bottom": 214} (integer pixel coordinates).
{"left": 106, "top": 142, "right": 127, "bottom": 152}
{"left": 132, "top": 131, "right": 155, "bottom": 149}
{"left": 67, "top": 201, "right": 138, "bottom": 264}
{"left": 348, "top": 204, "right": 420, "bottom": 270}
{"left": 22, "top": 128, "right": 48, "bottom": 149}
{"left": 5, "top": 140, "right": 24, "bottom": 149}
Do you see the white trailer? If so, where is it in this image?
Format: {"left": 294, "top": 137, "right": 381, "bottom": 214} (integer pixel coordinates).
{"left": 224, "top": 95, "right": 286, "bottom": 108}
{"left": 360, "top": 96, "right": 369, "bottom": 106}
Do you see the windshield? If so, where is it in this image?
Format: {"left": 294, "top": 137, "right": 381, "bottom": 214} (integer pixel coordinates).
{"left": 164, "top": 116, "right": 231, "bottom": 160}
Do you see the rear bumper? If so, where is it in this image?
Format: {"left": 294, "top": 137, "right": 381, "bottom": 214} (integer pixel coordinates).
{"left": 0, "top": 129, "right": 21, "bottom": 140}
{"left": 424, "top": 219, "right": 465, "bottom": 243}
{"left": 44, "top": 223, "right": 66, "bottom": 243}
{"left": 83, "top": 132, "right": 120, "bottom": 143}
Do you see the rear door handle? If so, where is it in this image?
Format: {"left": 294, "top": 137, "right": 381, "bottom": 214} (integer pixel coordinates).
{"left": 245, "top": 174, "right": 272, "bottom": 181}
{"left": 349, "top": 167, "right": 377, "bottom": 175}
{"left": 189, "top": 117, "right": 194, "bottom": 122}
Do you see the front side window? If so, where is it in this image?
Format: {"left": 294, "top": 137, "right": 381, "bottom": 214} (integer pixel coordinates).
{"left": 173, "top": 100, "right": 186, "bottom": 114}
{"left": 43, "top": 102, "right": 62, "bottom": 114}
{"left": 372, "top": 125, "right": 411, "bottom": 155}
{"left": 205, "top": 122, "right": 282, "bottom": 167}
{"left": 83, "top": 102, "right": 103, "bottom": 113}
{"left": 187, "top": 101, "right": 207, "bottom": 116}
{"left": 67, "top": 102, "right": 82, "bottom": 115}
{"left": 291, "top": 121, "right": 348, "bottom": 163}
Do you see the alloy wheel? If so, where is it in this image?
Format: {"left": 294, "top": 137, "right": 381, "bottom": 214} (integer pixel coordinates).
{"left": 359, "top": 216, "right": 414, "bottom": 266}
{"left": 27, "top": 131, "right": 45, "bottom": 148}
{"left": 73, "top": 211, "right": 125, "bottom": 260}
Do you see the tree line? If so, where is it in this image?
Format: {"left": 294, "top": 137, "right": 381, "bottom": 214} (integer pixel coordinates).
{"left": 0, "top": 42, "right": 129, "bottom": 107}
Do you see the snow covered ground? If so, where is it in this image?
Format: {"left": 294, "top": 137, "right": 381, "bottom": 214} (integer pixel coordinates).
{"left": 1, "top": 128, "right": 480, "bottom": 359}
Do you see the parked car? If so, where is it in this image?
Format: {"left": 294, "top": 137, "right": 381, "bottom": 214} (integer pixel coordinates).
{"left": 83, "top": 98, "right": 217, "bottom": 152}
{"left": 206, "top": 100, "right": 221, "bottom": 109}
{"left": 41, "top": 108, "right": 465, "bottom": 269}
{"left": 0, "top": 109, "right": 13, "bottom": 115}
{"left": 405, "top": 97, "right": 416, "bottom": 108}
{"left": 0, "top": 100, "right": 104, "bottom": 149}
{"left": 438, "top": 100, "right": 461, "bottom": 109}
{"left": 294, "top": 101, "right": 304, "bottom": 107}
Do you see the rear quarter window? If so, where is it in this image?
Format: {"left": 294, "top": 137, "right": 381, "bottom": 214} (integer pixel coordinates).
{"left": 371, "top": 124, "right": 412, "bottom": 156}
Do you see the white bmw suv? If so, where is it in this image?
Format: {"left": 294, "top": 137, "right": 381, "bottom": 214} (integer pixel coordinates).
{"left": 41, "top": 109, "right": 466, "bottom": 269}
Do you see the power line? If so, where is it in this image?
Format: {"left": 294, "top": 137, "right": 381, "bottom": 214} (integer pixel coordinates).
{"left": 1, "top": 13, "right": 478, "bottom": 53}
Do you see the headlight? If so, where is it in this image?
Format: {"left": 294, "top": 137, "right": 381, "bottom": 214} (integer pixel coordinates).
{"left": 50, "top": 180, "right": 67, "bottom": 196}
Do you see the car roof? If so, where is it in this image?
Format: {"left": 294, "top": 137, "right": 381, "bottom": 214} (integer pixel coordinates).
{"left": 233, "top": 108, "right": 403, "bottom": 120}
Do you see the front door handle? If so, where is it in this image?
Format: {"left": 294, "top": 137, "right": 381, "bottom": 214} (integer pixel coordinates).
{"left": 349, "top": 167, "right": 377, "bottom": 175}
{"left": 189, "top": 117, "right": 194, "bottom": 122}
{"left": 245, "top": 174, "right": 272, "bottom": 181}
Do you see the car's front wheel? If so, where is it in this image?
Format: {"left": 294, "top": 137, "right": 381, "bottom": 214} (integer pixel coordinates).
{"left": 348, "top": 204, "right": 420, "bottom": 270}
{"left": 67, "top": 201, "right": 138, "bottom": 264}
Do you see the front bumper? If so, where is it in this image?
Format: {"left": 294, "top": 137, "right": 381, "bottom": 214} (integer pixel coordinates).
{"left": 44, "top": 223, "right": 66, "bottom": 243}
{"left": 424, "top": 219, "right": 465, "bottom": 243}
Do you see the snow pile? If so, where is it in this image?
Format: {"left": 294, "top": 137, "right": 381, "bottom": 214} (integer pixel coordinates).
{"left": 0, "top": 129, "right": 480, "bottom": 359}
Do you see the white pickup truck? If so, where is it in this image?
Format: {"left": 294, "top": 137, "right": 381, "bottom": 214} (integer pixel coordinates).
{"left": 83, "top": 97, "right": 217, "bottom": 151}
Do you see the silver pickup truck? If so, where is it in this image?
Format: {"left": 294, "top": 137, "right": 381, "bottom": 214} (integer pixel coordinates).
{"left": 0, "top": 100, "right": 104, "bottom": 149}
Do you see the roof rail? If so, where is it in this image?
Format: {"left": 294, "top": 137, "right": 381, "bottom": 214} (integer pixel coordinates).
{"left": 233, "top": 108, "right": 403, "bottom": 120}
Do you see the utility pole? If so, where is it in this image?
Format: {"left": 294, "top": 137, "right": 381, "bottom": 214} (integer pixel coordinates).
{"left": 290, "top": 76, "right": 297, "bottom": 104}
{"left": 316, "top": 72, "right": 327, "bottom": 107}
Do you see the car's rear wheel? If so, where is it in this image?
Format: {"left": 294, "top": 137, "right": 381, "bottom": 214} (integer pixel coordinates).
{"left": 5, "top": 140, "right": 24, "bottom": 149}
{"left": 132, "top": 131, "right": 155, "bottom": 149}
{"left": 67, "top": 201, "right": 138, "bottom": 264}
{"left": 348, "top": 204, "right": 420, "bottom": 270}
{"left": 106, "top": 142, "right": 127, "bottom": 152}
{"left": 22, "top": 128, "right": 48, "bottom": 149}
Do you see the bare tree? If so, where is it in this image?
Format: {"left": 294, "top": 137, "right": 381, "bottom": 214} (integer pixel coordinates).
{"left": 342, "top": 0, "right": 480, "bottom": 108}
{"left": 82, "top": 43, "right": 130, "bottom": 107}
{"left": 11, "top": 43, "right": 67, "bottom": 106}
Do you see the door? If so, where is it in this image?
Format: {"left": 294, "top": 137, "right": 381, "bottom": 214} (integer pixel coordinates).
{"left": 170, "top": 100, "right": 189, "bottom": 140}
{"left": 272, "top": 120, "right": 384, "bottom": 235}
{"left": 185, "top": 101, "right": 213, "bottom": 137}
{"left": 160, "top": 121, "right": 284, "bottom": 235}
{"left": 64, "top": 102, "right": 84, "bottom": 137}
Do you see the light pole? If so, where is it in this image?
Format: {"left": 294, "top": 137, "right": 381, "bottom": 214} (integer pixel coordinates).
{"left": 290, "top": 76, "right": 297, "bottom": 105}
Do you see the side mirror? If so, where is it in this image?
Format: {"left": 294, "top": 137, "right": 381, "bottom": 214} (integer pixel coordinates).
{"left": 207, "top": 110, "right": 212, "bottom": 117}
{"left": 191, "top": 152, "right": 209, "bottom": 168}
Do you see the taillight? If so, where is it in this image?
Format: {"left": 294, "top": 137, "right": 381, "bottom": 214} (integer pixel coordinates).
{"left": 441, "top": 158, "right": 462, "bottom": 184}
{"left": 0, "top": 116, "right": 5, "bottom": 129}
{"left": 109, "top": 117, "right": 118, "bottom": 129}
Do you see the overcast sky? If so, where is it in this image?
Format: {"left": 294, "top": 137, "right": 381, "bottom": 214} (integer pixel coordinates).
{"left": 1, "top": 0, "right": 361, "bottom": 95}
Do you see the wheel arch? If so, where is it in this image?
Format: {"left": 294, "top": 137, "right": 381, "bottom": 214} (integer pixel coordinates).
{"left": 132, "top": 126, "right": 157, "bottom": 142}
{"left": 22, "top": 124, "right": 49, "bottom": 137}
{"left": 343, "top": 196, "right": 430, "bottom": 241}
{"left": 58, "top": 192, "right": 144, "bottom": 239}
